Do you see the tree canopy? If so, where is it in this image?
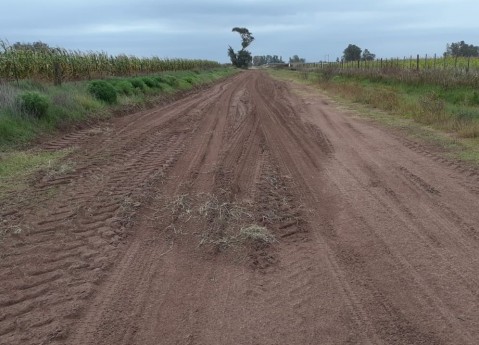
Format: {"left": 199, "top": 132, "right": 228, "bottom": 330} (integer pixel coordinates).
{"left": 12, "top": 41, "right": 53, "bottom": 52}
{"left": 361, "top": 49, "right": 376, "bottom": 61}
{"left": 445, "top": 41, "right": 479, "bottom": 57}
{"left": 289, "top": 55, "right": 306, "bottom": 63}
{"left": 228, "top": 27, "right": 254, "bottom": 68}
{"left": 232, "top": 27, "right": 255, "bottom": 49}
{"left": 253, "top": 55, "right": 284, "bottom": 66}
{"left": 343, "top": 44, "right": 362, "bottom": 62}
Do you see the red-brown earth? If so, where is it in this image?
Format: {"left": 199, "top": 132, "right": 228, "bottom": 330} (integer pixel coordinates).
{"left": 1, "top": 71, "right": 479, "bottom": 345}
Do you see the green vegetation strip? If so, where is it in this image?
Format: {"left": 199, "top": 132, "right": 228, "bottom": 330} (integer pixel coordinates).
{"left": 269, "top": 69, "right": 479, "bottom": 164}
{"left": 0, "top": 68, "right": 238, "bottom": 149}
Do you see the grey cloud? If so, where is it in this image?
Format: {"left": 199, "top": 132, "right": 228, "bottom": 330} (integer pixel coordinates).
{"left": 1, "top": 0, "right": 478, "bottom": 62}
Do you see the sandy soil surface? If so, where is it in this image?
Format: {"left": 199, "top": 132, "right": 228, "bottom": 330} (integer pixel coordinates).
{"left": 1, "top": 71, "right": 479, "bottom": 345}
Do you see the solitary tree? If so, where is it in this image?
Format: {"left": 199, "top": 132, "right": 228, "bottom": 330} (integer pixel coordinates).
{"left": 228, "top": 27, "right": 254, "bottom": 68}
{"left": 343, "top": 44, "right": 362, "bottom": 62}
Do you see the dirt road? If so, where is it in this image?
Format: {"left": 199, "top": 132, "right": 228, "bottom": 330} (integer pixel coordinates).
{"left": 1, "top": 71, "right": 479, "bottom": 344}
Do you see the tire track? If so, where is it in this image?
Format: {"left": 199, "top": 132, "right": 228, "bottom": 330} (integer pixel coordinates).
{"left": 0, "top": 76, "right": 239, "bottom": 345}
{"left": 2, "top": 70, "right": 479, "bottom": 345}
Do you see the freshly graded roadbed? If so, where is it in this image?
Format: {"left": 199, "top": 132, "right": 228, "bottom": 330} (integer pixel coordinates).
{"left": 1, "top": 71, "right": 479, "bottom": 345}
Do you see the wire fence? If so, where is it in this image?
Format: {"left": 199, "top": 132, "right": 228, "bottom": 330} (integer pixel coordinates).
{"left": 293, "top": 55, "right": 479, "bottom": 75}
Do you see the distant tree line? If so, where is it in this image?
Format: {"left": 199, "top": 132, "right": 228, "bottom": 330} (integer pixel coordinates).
{"left": 342, "top": 44, "right": 376, "bottom": 62}
{"left": 252, "top": 55, "right": 284, "bottom": 66}
{"left": 10, "top": 41, "right": 53, "bottom": 52}
{"left": 289, "top": 55, "right": 306, "bottom": 63}
{"left": 340, "top": 40, "right": 479, "bottom": 63}
{"left": 445, "top": 41, "right": 479, "bottom": 57}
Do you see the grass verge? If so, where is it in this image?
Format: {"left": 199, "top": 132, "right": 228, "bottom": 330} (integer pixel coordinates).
{"left": 0, "top": 68, "right": 239, "bottom": 149}
{"left": 268, "top": 69, "right": 479, "bottom": 164}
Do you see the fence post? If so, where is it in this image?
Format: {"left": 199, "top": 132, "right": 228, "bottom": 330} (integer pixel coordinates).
{"left": 416, "top": 54, "right": 420, "bottom": 71}
{"left": 53, "top": 61, "right": 62, "bottom": 86}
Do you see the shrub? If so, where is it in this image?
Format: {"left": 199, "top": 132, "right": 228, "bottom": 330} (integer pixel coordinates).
{"left": 17, "top": 91, "right": 50, "bottom": 118}
{"left": 369, "top": 89, "right": 399, "bottom": 111}
{"left": 163, "top": 75, "right": 179, "bottom": 87}
{"left": 87, "top": 80, "right": 117, "bottom": 104}
{"left": 469, "top": 91, "right": 479, "bottom": 105}
{"left": 154, "top": 76, "right": 166, "bottom": 83}
{"left": 416, "top": 92, "right": 449, "bottom": 124}
{"left": 183, "top": 76, "right": 198, "bottom": 84}
{"left": 115, "top": 80, "right": 135, "bottom": 95}
{"left": 319, "top": 66, "right": 339, "bottom": 81}
{"left": 129, "top": 78, "right": 147, "bottom": 91}
{"left": 141, "top": 77, "right": 160, "bottom": 88}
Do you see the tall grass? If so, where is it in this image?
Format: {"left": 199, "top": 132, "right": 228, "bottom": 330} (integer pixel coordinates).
{"left": 295, "top": 66, "right": 479, "bottom": 139}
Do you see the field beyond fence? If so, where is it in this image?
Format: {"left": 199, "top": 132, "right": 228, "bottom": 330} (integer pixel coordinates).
{"left": 293, "top": 55, "right": 479, "bottom": 75}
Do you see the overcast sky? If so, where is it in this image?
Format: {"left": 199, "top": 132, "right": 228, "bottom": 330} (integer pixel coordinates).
{"left": 2, "top": 0, "right": 478, "bottom": 62}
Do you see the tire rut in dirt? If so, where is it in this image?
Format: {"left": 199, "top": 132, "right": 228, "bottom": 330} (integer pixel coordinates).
{"left": 0, "top": 78, "right": 237, "bottom": 345}
{"left": 2, "top": 71, "right": 479, "bottom": 345}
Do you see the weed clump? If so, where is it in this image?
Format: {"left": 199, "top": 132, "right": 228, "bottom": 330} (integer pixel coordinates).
{"left": 417, "top": 92, "right": 448, "bottom": 124}
{"left": 114, "top": 80, "right": 135, "bottom": 96}
{"left": 87, "top": 80, "right": 117, "bottom": 104}
{"left": 17, "top": 91, "right": 50, "bottom": 118}
{"left": 163, "top": 75, "right": 179, "bottom": 87}
{"left": 319, "top": 66, "right": 339, "bottom": 81}
{"left": 129, "top": 78, "right": 147, "bottom": 91}
{"left": 141, "top": 77, "right": 160, "bottom": 88}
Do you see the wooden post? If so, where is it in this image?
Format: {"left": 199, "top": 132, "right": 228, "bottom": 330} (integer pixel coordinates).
{"left": 53, "top": 61, "right": 62, "bottom": 86}
{"left": 416, "top": 54, "right": 420, "bottom": 71}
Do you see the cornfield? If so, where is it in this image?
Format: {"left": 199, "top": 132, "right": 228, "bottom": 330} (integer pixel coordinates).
{"left": 0, "top": 40, "right": 220, "bottom": 83}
